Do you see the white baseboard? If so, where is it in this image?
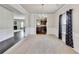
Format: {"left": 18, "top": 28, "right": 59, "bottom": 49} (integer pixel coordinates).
{"left": 0, "top": 29, "right": 13, "bottom": 42}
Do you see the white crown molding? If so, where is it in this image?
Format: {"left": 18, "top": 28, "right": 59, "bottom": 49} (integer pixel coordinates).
{"left": 0, "top": 4, "right": 29, "bottom": 15}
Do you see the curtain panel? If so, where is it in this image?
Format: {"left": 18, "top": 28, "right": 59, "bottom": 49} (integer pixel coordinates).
{"left": 58, "top": 15, "right": 62, "bottom": 40}
{"left": 66, "top": 9, "right": 74, "bottom": 48}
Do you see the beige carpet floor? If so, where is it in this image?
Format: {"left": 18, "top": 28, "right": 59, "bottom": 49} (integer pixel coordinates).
{"left": 4, "top": 35, "right": 77, "bottom": 54}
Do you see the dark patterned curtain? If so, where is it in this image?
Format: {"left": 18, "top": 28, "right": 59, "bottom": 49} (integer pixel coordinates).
{"left": 58, "top": 15, "right": 62, "bottom": 40}
{"left": 66, "top": 9, "right": 74, "bottom": 48}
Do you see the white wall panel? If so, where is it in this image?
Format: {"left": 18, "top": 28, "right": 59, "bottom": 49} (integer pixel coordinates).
{"left": 0, "top": 6, "right": 13, "bottom": 42}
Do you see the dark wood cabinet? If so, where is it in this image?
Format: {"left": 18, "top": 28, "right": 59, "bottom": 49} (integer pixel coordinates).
{"left": 36, "top": 17, "right": 47, "bottom": 34}
{"left": 36, "top": 26, "right": 47, "bottom": 34}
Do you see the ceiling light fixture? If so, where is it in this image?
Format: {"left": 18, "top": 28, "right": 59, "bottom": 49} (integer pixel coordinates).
{"left": 40, "top": 4, "right": 47, "bottom": 20}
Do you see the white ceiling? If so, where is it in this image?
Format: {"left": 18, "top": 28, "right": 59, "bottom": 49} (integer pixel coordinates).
{"left": 21, "top": 4, "right": 64, "bottom": 14}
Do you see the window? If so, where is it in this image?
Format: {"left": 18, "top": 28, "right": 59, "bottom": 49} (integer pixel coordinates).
{"left": 61, "top": 13, "right": 66, "bottom": 42}
{"left": 61, "top": 13, "right": 66, "bottom": 34}
{"left": 21, "top": 21, "right": 24, "bottom": 28}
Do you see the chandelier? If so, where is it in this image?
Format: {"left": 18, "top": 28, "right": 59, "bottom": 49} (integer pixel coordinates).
{"left": 38, "top": 4, "right": 47, "bottom": 20}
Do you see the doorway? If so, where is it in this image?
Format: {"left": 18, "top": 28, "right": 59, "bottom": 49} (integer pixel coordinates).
{"left": 36, "top": 17, "right": 47, "bottom": 34}
{"left": 13, "top": 20, "right": 25, "bottom": 43}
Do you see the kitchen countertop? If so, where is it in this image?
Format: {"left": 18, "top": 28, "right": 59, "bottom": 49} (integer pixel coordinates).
{"left": 14, "top": 29, "right": 22, "bottom": 33}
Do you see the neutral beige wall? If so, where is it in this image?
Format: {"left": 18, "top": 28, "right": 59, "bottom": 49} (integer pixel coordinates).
{"left": 24, "top": 15, "right": 29, "bottom": 28}
{"left": 47, "top": 14, "right": 55, "bottom": 27}
{"left": 47, "top": 14, "right": 56, "bottom": 34}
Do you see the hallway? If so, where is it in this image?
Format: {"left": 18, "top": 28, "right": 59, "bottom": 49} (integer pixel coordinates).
{"left": 4, "top": 35, "right": 77, "bottom": 54}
